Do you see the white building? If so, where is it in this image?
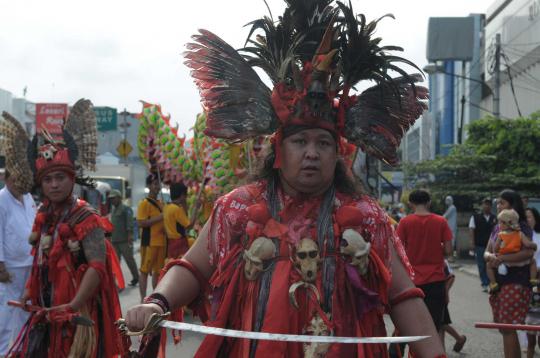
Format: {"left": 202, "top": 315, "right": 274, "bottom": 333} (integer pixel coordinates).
{"left": 481, "top": 0, "right": 540, "bottom": 118}
{"left": 0, "top": 88, "right": 35, "bottom": 135}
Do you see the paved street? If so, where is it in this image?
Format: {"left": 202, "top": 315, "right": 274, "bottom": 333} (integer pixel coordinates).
{"left": 117, "top": 245, "right": 203, "bottom": 356}
{"left": 444, "top": 262, "right": 501, "bottom": 357}
{"left": 116, "top": 250, "right": 509, "bottom": 357}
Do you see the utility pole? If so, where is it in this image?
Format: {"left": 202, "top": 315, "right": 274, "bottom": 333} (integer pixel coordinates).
{"left": 493, "top": 33, "right": 501, "bottom": 119}
{"left": 119, "top": 109, "right": 130, "bottom": 166}
{"left": 459, "top": 95, "right": 465, "bottom": 144}
{"left": 458, "top": 61, "right": 466, "bottom": 144}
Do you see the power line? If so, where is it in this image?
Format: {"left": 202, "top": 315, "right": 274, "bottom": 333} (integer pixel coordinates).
{"left": 503, "top": 41, "right": 540, "bottom": 47}
{"left": 502, "top": 52, "right": 523, "bottom": 117}
{"left": 514, "top": 84, "right": 540, "bottom": 95}
{"left": 464, "top": 99, "right": 511, "bottom": 120}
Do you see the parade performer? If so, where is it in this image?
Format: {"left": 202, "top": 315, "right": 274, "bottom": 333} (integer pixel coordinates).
{"left": 137, "top": 174, "right": 166, "bottom": 302}
{"left": 0, "top": 100, "right": 128, "bottom": 357}
{"left": 125, "top": 0, "right": 446, "bottom": 356}
{"left": 163, "top": 182, "right": 199, "bottom": 260}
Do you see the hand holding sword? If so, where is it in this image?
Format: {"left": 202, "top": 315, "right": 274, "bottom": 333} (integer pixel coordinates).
{"left": 7, "top": 300, "right": 94, "bottom": 326}
{"left": 117, "top": 312, "right": 428, "bottom": 345}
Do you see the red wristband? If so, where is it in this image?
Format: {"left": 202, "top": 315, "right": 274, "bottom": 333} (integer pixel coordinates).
{"left": 390, "top": 287, "right": 425, "bottom": 307}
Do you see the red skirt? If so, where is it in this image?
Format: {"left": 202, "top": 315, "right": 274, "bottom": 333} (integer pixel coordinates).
{"left": 490, "top": 283, "right": 531, "bottom": 324}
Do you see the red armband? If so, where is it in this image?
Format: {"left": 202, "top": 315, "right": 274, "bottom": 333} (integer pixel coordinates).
{"left": 161, "top": 259, "right": 208, "bottom": 293}
{"left": 160, "top": 258, "right": 209, "bottom": 322}
{"left": 88, "top": 260, "right": 106, "bottom": 282}
{"left": 390, "top": 287, "right": 425, "bottom": 307}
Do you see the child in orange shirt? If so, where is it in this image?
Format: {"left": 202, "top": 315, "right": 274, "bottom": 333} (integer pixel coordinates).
{"left": 487, "top": 209, "right": 537, "bottom": 293}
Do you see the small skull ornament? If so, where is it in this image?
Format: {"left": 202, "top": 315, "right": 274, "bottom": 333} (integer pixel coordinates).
{"left": 243, "top": 237, "right": 276, "bottom": 281}
{"left": 39, "top": 144, "right": 57, "bottom": 161}
{"left": 306, "top": 79, "right": 331, "bottom": 119}
{"left": 294, "top": 239, "right": 321, "bottom": 283}
{"left": 40, "top": 235, "right": 52, "bottom": 253}
{"left": 28, "top": 232, "right": 39, "bottom": 246}
{"left": 67, "top": 239, "right": 81, "bottom": 253}
{"left": 340, "top": 229, "right": 371, "bottom": 276}
{"left": 303, "top": 313, "right": 332, "bottom": 358}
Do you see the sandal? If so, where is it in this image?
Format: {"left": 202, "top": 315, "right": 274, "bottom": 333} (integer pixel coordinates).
{"left": 453, "top": 335, "right": 466, "bottom": 352}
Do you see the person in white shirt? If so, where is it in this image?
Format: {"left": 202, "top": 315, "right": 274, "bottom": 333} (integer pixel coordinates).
{"left": 0, "top": 170, "right": 36, "bottom": 356}
{"left": 443, "top": 195, "right": 458, "bottom": 257}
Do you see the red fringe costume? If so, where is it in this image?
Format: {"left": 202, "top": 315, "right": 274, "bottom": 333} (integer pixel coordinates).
{"left": 1, "top": 99, "right": 128, "bottom": 357}
{"left": 166, "top": 1, "right": 432, "bottom": 356}
{"left": 164, "top": 181, "right": 412, "bottom": 357}
{"left": 11, "top": 198, "right": 128, "bottom": 357}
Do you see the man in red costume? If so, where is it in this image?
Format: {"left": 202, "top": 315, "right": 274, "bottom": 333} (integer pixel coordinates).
{"left": 0, "top": 100, "right": 128, "bottom": 357}
{"left": 124, "top": 1, "right": 447, "bottom": 357}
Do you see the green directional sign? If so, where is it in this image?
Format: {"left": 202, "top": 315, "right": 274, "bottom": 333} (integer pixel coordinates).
{"left": 94, "top": 106, "right": 118, "bottom": 132}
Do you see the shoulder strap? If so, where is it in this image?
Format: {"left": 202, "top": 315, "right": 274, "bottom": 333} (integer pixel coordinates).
{"left": 67, "top": 202, "right": 99, "bottom": 228}
{"left": 146, "top": 197, "right": 162, "bottom": 213}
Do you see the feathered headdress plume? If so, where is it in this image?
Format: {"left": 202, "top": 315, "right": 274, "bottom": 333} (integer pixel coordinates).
{"left": 184, "top": 0, "right": 428, "bottom": 165}
{"left": 0, "top": 98, "right": 98, "bottom": 191}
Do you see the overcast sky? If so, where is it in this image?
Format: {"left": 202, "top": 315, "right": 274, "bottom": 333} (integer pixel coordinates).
{"left": 0, "top": 0, "right": 494, "bottom": 136}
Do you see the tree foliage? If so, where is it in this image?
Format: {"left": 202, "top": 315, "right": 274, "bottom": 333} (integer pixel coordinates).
{"left": 405, "top": 112, "right": 540, "bottom": 208}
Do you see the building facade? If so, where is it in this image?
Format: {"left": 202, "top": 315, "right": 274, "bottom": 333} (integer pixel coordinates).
{"left": 424, "top": 14, "right": 486, "bottom": 157}
{"left": 481, "top": 0, "right": 540, "bottom": 119}
{"left": 0, "top": 88, "right": 35, "bottom": 135}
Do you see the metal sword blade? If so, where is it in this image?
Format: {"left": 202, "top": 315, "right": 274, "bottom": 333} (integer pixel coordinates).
{"left": 159, "top": 320, "right": 429, "bottom": 344}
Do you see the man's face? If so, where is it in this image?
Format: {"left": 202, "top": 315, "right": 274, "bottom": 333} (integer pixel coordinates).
{"left": 5, "top": 174, "right": 23, "bottom": 197}
{"left": 111, "top": 196, "right": 121, "bottom": 206}
{"left": 279, "top": 128, "right": 337, "bottom": 195}
{"left": 149, "top": 179, "right": 160, "bottom": 197}
{"left": 41, "top": 170, "right": 74, "bottom": 203}
{"left": 482, "top": 202, "right": 492, "bottom": 214}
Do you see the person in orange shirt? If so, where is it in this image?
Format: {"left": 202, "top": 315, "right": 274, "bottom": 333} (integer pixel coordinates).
{"left": 163, "top": 183, "right": 198, "bottom": 260}
{"left": 136, "top": 174, "right": 166, "bottom": 302}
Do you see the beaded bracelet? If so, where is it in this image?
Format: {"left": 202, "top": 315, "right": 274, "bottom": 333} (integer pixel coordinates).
{"left": 143, "top": 292, "right": 170, "bottom": 314}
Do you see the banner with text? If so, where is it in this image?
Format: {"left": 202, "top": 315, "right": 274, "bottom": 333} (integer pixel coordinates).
{"left": 36, "top": 103, "right": 68, "bottom": 138}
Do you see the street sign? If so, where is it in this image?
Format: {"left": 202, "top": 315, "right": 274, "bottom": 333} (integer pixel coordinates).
{"left": 94, "top": 107, "right": 118, "bottom": 132}
{"left": 117, "top": 140, "right": 133, "bottom": 157}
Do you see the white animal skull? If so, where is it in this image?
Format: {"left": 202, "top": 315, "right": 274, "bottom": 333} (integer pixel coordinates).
{"left": 303, "top": 313, "right": 332, "bottom": 358}
{"left": 340, "top": 229, "right": 371, "bottom": 276}
{"left": 294, "top": 238, "right": 321, "bottom": 283}
{"left": 39, "top": 144, "right": 57, "bottom": 161}
{"left": 40, "top": 235, "right": 52, "bottom": 253}
{"left": 67, "top": 239, "right": 81, "bottom": 253}
{"left": 243, "top": 237, "right": 276, "bottom": 281}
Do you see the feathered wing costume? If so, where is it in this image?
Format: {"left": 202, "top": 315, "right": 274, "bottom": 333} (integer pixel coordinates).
{"left": 0, "top": 99, "right": 128, "bottom": 358}
{"left": 184, "top": 0, "right": 428, "bottom": 166}
{"left": 187, "top": 21, "right": 425, "bottom": 234}
{"left": 0, "top": 112, "right": 34, "bottom": 193}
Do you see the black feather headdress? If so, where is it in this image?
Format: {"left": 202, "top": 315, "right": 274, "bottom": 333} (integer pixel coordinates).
{"left": 184, "top": 0, "right": 428, "bottom": 166}
{"left": 0, "top": 98, "right": 98, "bottom": 191}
